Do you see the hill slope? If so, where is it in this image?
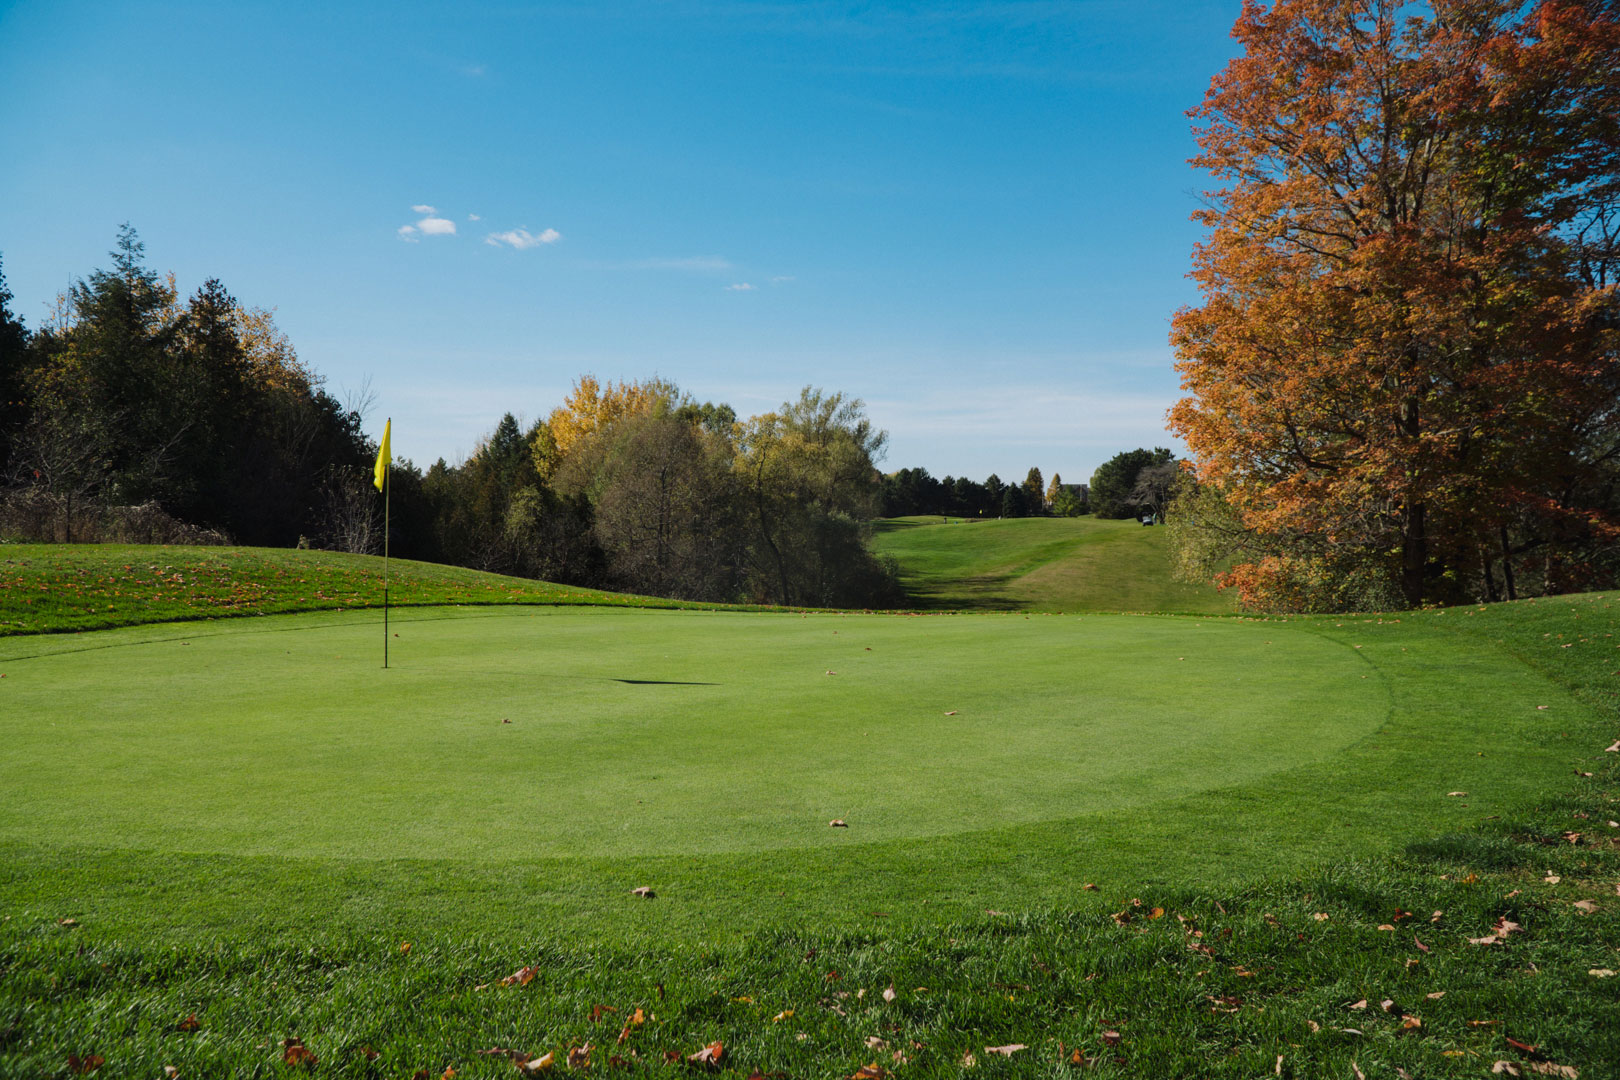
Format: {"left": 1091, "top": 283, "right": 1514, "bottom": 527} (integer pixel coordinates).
{"left": 870, "top": 515, "right": 1234, "bottom": 613}
{"left": 0, "top": 543, "right": 718, "bottom": 636}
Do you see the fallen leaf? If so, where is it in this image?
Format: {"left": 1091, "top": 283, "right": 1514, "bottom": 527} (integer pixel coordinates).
{"left": 283, "top": 1039, "right": 318, "bottom": 1069}
{"left": 1274, "top": 1054, "right": 1283, "bottom": 1075}
{"left": 1351, "top": 1065, "right": 1366, "bottom": 1080}
{"left": 67, "top": 1055, "right": 104, "bottom": 1074}
{"left": 1400, "top": 1016, "right": 1423, "bottom": 1031}
{"left": 1427, "top": 991, "right": 1446, "bottom": 1000}
{"left": 829, "top": 820, "right": 848, "bottom": 828}
{"left": 630, "top": 1008, "right": 645, "bottom": 1025}
{"left": 1101, "top": 1031, "right": 1121, "bottom": 1047}
{"left": 567, "top": 1045, "right": 592, "bottom": 1069}
{"left": 57, "top": 917, "right": 77, "bottom": 927}
{"left": 1377, "top": 924, "right": 1396, "bottom": 931}
{"left": 442, "top": 1068, "right": 457, "bottom": 1080}
{"left": 772, "top": 1009, "right": 795, "bottom": 1022}
{"left": 1573, "top": 900, "right": 1597, "bottom": 914}
{"left": 1469, "top": 1020, "right": 1503, "bottom": 1027}
{"left": 850, "top": 1065, "right": 887, "bottom": 1079}
{"left": 1313, "top": 913, "right": 1329, "bottom": 921}
{"left": 944, "top": 711, "right": 958, "bottom": 716}
{"left": 400, "top": 941, "right": 412, "bottom": 954}
{"left": 1505, "top": 1037, "right": 1538, "bottom": 1055}
{"left": 882, "top": 986, "right": 896, "bottom": 1002}
{"left": 985, "top": 1044, "right": 1026, "bottom": 1056}
{"left": 1347, "top": 999, "right": 1367, "bottom": 1011}
{"left": 518, "top": 1052, "right": 555, "bottom": 1074}
{"left": 866, "top": 1037, "right": 887, "bottom": 1050}
{"left": 1149, "top": 907, "right": 1166, "bottom": 919}
{"left": 1606, "top": 740, "right": 1620, "bottom": 752}
{"left": 1528, "top": 1065, "right": 1578, "bottom": 1079}
{"left": 1545, "top": 874, "right": 1562, "bottom": 884}
{"left": 688, "top": 1041, "right": 724, "bottom": 1066}
{"left": 1495, "top": 918, "right": 1523, "bottom": 935}
{"left": 589, "top": 1004, "right": 617, "bottom": 1022}
{"left": 1588, "top": 968, "right": 1616, "bottom": 977}
{"left": 1082, "top": 883, "right": 1098, "bottom": 891}
{"left": 177, "top": 1014, "right": 200, "bottom": 1032}
{"left": 630, "top": 886, "right": 656, "bottom": 899}
{"left": 501, "top": 965, "right": 539, "bottom": 986}
{"left": 1470, "top": 935, "right": 1501, "bottom": 946}
{"left": 163, "top": 1068, "right": 179, "bottom": 1079}
{"left": 1493, "top": 1065, "right": 1521, "bottom": 1077}
{"left": 1431, "top": 910, "right": 1444, "bottom": 922}
{"left": 1448, "top": 791, "right": 1469, "bottom": 797}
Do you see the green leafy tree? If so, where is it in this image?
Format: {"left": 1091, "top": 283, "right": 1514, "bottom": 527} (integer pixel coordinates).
{"left": 1090, "top": 448, "right": 1174, "bottom": 519}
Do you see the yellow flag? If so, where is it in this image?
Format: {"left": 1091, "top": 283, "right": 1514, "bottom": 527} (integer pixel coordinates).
{"left": 373, "top": 419, "right": 391, "bottom": 492}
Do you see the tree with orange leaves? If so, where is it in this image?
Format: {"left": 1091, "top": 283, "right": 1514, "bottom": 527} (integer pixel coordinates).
{"left": 1169, "top": 0, "right": 1620, "bottom": 610}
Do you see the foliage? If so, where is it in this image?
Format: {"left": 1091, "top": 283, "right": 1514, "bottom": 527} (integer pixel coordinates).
{"left": 1088, "top": 447, "right": 1174, "bottom": 519}
{"left": 0, "top": 229, "right": 372, "bottom": 547}
{"left": 1169, "top": 0, "right": 1620, "bottom": 611}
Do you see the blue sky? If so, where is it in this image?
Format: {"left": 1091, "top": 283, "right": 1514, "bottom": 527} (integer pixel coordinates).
{"left": 0, "top": 0, "right": 1241, "bottom": 483}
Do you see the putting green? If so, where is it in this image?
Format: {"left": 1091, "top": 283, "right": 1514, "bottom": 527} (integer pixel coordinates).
{"left": 0, "top": 607, "right": 1384, "bottom": 860}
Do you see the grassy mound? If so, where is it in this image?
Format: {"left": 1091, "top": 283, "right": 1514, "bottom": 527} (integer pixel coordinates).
{"left": 0, "top": 543, "right": 719, "bottom": 637}
{"left": 870, "top": 516, "right": 1234, "bottom": 613}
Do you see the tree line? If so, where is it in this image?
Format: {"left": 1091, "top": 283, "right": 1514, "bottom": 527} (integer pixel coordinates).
{"left": 879, "top": 448, "right": 1179, "bottom": 522}
{"left": 0, "top": 233, "right": 896, "bottom": 606}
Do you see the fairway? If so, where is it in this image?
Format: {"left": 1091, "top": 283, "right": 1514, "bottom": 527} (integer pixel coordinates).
{"left": 1, "top": 608, "right": 1383, "bottom": 861}
{"left": 870, "top": 516, "right": 1236, "bottom": 613}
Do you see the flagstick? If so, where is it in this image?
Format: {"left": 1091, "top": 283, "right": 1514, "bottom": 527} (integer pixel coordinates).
{"left": 383, "top": 421, "right": 391, "bottom": 670}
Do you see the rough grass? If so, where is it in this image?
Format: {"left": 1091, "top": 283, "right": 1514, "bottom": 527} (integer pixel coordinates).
{"left": 0, "top": 543, "right": 722, "bottom": 637}
{"left": 869, "top": 516, "right": 1234, "bottom": 614}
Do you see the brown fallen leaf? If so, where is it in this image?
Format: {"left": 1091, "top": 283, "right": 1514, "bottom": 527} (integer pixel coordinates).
{"left": 1400, "top": 1016, "right": 1423, "bottom": 1031}
{"left": 1505, "top": 1037, "right": 1538, "bottom": 1055}
{"left": 850, "top": 1066, "right": 887, "bottom": 1080}
{"left": 1101, "top": 1031, "right": 1122, "bottom": 1047}
{"left": 772, "top": 1009, "right": 794, "bottom": 1022}
{"left": 67, "top": 1054, "right": 104, "bottom": 1074}
{"left": 1448, "top": 791, "right": 1468, "bottom": 797}
{"left": 1414, "top": 935, "right": 1430, "bottom": 952}
{"left": 1606, "top": 740, "right": 1620, "bottom": 752}
{"left": 1545, "top": 874, "right": 1562, "bottom": 884}
{"left": 866, "top": 1037, "right": 888, "bottom": 1050}
{"left": 283, "top": 1039, "right": 318, "bottom": 1068}
{"left": 1149, "top": 907, "right": 1165, "bottom": 919}
{"left": 567, "top": 1045, "right": 592, "bottom": 1069}
{"left": 1573, "top": 900, "right": 1597, "bottom": 914}
{"left": 57, "top": 917, "right": 78, "bottom": 927}
{"left": 1313, "top": 913, "right": 1329, "bottom": 921}
{"left": 589, "top": 1004, "right": 617, "bottom": 1022}
{"left": 518, "top": 1052, "right": 555, "bottom": 1074}
{"left": 688, "top": 1041, "right": 724, "bottom": 1066}
{"left": 163, "top": 1068, "right": 179, "bottom": 1079}
{"left": 1470, "top": 935, "right": 1501, "bottom": 946}
{"left": 985, "top": 1044, "right": 1026, "bottom": 1056}
{"left": 177, "top": 1014, "right": 200, "bottom": 1032}
{"left": 442, "top": 1068, "right": 457, "bottom": 1080}
{"left": 1528, "top": 1064, "right": 1578, "bottom": 1079}
{"left": 1588, "top": 968, "right": 1616, "bottom": 977}
{"left": 882, "top": 986, "right": 896, "bottom": 1002}
{"left": 400, "top": 941, "right": 412, "bottom": 954}
{"left": 944, "top": 711, "right": 958, "bottom": 716}
{"left": 502, "top": 965, "right": 540, "bottom": 986}
{"left": 1082, "top": 883, "right": 1098, "bottom": 891}
{"left": 1347, "top": 999, "right": 1368, "bottom": 1011}
{"left": 1493, "top": 1064, "right": 1521, "bottom": 1077}
{"left": 1426, "top": 991, "right": 1446, "bottom": 1000}
{"left": 1351, "top": 1065, "right": 1366, "bottom": 1080}
{"left": 830, "top": 819, "right": 848, "bottom": 828}
{"left": 1376, "top": 923, "right": 1396, "bottom": 931}
{"left": 630, "top": 886, "right": 656, "bottom": 899}
{"left": 1495, "top": 918, "right": 1523, "bottom": 935}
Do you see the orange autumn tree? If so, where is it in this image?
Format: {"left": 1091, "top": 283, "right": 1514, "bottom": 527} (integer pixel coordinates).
{"left": 1169, "top": 0, "right": 1620, "bottom": 610}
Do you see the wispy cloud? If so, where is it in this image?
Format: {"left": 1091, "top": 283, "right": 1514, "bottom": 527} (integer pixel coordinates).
{"left": 467, "top": 213, "right": 481, "bottom": 222}
{"left": 462, "top": 64, "right": 487, "bottom": 77}
{"left": 724, "top": 282, "right": 756, "bottom": 291}
{"left": 769, "top": 275, "right": 795, "bottom": 284}
{"left": 399, "top": 206, "right": 457, "bottom": 241}
{"left": 485, "top": 227, "right": 561, "bottom": 250}
{"left": 628, "top": 256, "right": 733, "bottom": 272}
{"left": 397, "top": 225, "right": 420, "bottom": 242}
{"left": 411, "top": 204, "right": 437, "bottom": 215}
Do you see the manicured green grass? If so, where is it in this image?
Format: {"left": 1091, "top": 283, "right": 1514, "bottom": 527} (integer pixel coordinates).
{"left": 2, "top": 545, "right": 1617, "bottom": 1076}
{"left": 870, "top": 516, "right": 1235, "bottom": 614}
{"left": 0, "top": 543, "right": 718, "bottom": 637}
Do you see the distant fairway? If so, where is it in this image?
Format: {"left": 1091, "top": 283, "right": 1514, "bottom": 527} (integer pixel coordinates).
{"left": 870, "top": 515, "right": 1235, "bottom": 613}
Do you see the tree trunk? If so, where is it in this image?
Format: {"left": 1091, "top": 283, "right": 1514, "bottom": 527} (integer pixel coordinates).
{"left": 1401, "top": 500, "right": 1427, "bottom": 607}
{"left": 1499, "top": 525, "right": 1517, "bottom": 601}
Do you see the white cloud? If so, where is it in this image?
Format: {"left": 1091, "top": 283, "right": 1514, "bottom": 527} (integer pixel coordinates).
{"left": 769, "top": 275, "right": 795, "bottom": 284}
{"left": 411, "top": 204, "right": 437, "bottom": 215}
{"left": 397, "top": 224, "right": 420, "bottom": 242}
{"left": 468, "top": 213, "right": 481, "bottom": 221}
{"left": 485, "top": 227, "right": 561, "bottom": 250}
{"left": 417, "top": 216, "right": 457, "bottom": 236}
{"left": 724, "top": 282, "right": 756, "bottom": 291}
